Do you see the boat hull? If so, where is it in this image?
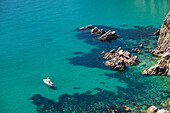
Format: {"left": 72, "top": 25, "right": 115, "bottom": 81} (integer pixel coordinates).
{"left": 43, "top": 79, "right": 54, "bottom": 87}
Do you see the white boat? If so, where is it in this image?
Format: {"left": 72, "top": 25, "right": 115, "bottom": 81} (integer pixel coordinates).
{"left": 43, "top": 78, "right": 54, "bottom": 87}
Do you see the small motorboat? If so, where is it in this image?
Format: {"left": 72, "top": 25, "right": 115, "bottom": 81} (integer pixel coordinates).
{"left": 43, "top": 77, "right": 54, "bottom": 87}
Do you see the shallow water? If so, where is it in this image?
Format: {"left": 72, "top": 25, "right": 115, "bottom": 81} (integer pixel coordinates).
{"left": 0, "top": 0, "right": 170, "bottom": 113}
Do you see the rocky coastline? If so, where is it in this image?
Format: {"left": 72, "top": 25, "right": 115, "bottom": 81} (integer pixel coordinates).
{"left": 75, "top": 12, "right": 170, "bottom": 112}
{"left": 142, "top": 11, "right": 170, "bottom": 76}
{"left": 101, "top": 47, "right": 139, "bottom": 70}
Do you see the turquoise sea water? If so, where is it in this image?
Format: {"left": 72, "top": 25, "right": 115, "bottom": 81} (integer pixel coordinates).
{"left": 0, "top": 0, "right": 170, "bottom": 112}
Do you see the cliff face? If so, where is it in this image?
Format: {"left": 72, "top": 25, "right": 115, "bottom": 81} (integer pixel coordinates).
{"left": 142, "top": 11, "right": 170, "bottom": 76}
{"left": 158, "top": 12, "right": 170, "bottom": 50}
{"left": 151, "top": 11, "right": 170, "bottom": 56}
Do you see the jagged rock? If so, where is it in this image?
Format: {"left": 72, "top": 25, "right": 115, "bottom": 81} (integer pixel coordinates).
{"left": 102, "top": 47, "right": 139, "bottom": 71}
{"left": 162, "top": 52, "right": 170, "bottom": 60}
{"left": 143, "top": 12, "right": 170, "bottom": 76}
{"left": 79, "top": 24, "right": 119, "bottom": 41}
{"left": 90, "top": 27, "right": 98, "bottom": 33}
{"left": 98, "top": 30, "right": 118, "bottom": 41}
{"left": 122, "top": 105, "right": 130, "bottom": 112}
{"left": 79, "top": 27, "right": 85, "bottom": 30}
{"left": 153, "top": 30, "right": 160, "bottom": 35}
{"left": 160, "top": 102, "right": 167, "bottom": 107}
{"left": 151, "top": 12, "right": 170, "bottom": 56}
{"left": 142, "top": 61, "right": 169, "bottom": 75}
{"left": 108, "top": 109, "right": 115, "bottom": 113}
{"left": 79, "top": 24, "right": 93, "bottom": 30}
{"left": 146, "top": 106, "right": 158, "bottom": 113}
{"left": 86, "top": 24, "right": 93, "bottom": 29}
{"left": 90, "top": 27, "right": 105, "bottom": 35}
{"left": 131, "top": 48, "right": 141, "bottom": 54}
{"left": 146, "top": 106, "right": 169, "bottom": 113}
{"left": 150, "top": 49, "right": 162, "bottom": 57}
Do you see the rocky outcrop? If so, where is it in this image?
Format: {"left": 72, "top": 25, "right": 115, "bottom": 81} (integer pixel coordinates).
{"left": 98, "top": 30, "right": 118, "bottom": 41}
{"left": 79, "top": 24, "right": 118, "bottom": 41}
{"left": 146, "top": 106, "right": 169, "bottom": 113}
{"left": 142, "top": 52, "right": 170, "bottom": 75}
{"left": 131, "top": 48, "right": 141, "bottom": 54}
{"left": 101, "top": 47, "right": 139, "bottom": 70}
{"left": 150, "top": 12, "right": 170, "bottom": 56}
{"left": 152, "top": 30, "right": 160, "bottom": 35}
{"left": 142, "top": 11, "right": 170, "bottom": 76}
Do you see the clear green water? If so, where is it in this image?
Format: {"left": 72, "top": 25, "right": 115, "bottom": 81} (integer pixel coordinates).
{"left": 0, "top": 0, "right": 170, "bottom": 112}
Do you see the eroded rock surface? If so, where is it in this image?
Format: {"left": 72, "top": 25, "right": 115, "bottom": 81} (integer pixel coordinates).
{"left": 142, "top": 11, "right": 170, "bottom": 76}
{"left": 101, "top": 47, "right": 139, "bottom": 70}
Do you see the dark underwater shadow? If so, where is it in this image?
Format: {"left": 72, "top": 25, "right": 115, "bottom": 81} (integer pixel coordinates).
{"left": 29, "top": 25, "right": 162, "bottom": 113}
{"left": 68, "top": 25, "right": 158, "bottom": 70}
{"left": 29, "top": 72, "right": 170, "bottom": 113}
{"left": 29, "top": 91, "right": 134, "bottom": 113}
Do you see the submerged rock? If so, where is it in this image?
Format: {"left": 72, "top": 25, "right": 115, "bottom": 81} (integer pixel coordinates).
{"left": 101, "top": 47, "right": 139, "bottom": 71}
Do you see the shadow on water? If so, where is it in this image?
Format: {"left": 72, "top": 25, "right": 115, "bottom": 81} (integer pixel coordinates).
{"left": 29, "top": 91, "right": 133, "bottom": 113}
{"left": 29, "top": 25, "right": 165, "bottom": 112}
{"left": 49, "top": 86, "right": 58, "bottom": 90}
{"left": 43, "top": 85, "right": 58, "bottom": 90}
{"left": 29, "top": 72, "right": 170, "bottom": 113}
{"left": 67, "top": 25, "right": 158, "bottom": 70}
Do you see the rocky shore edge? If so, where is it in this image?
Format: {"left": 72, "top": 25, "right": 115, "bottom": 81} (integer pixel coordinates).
{"left": 142, "top": 11, "right": 170, "bottom": 76}
{"left": 108, "top": 98, "right": 170, "bottom": 113}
